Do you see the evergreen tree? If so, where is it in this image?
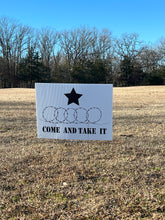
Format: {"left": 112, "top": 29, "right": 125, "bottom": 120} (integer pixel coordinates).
{"left": 71, "top": 59, "right": 107, "bottom": 83}
{"left": 18, "top": 47, "right": 50, "bottom": 87}
{"left": 119, "top": 55, "right": 144, "bottom": 86}
{"left": 119, "top": 56, "right": 133, "bottom": 86}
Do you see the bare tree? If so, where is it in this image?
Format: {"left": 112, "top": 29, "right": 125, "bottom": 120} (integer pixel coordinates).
{"left": 59, "top": 27, "right": 116, "bottom": 82}
{"left": 59, "top": 27, "right": 94, "bottom": 81}
{"left": 158, "top": 38, "right": 165, "bottom": 65}
{"left": 139, "top": 46, "right": 161, "bottom": 73}
{"left": 0, "top": 16, "right": 32, "bottom": 87}
{"left": 0, "top": 16, "right": 19, "bottom": 87}
{"left": 38, "top": 28, "right": 58, "bottom": 67}
{"left": 14, "top": 25, "right": 31, "bottom": 62}
{"left": 94, "top": 29, "right": 113, "bottom": 60}
{"left": 115, "top": 33, "right": 143, "bottom": 60}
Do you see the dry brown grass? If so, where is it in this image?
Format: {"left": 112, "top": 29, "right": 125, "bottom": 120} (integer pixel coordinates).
{"left": 0, "top": 86, "right": 165, "bottom": 219}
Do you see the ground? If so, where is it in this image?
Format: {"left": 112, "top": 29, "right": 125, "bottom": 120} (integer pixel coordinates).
{"left": 0, "top": 86, "right": 165, "bottom": 219}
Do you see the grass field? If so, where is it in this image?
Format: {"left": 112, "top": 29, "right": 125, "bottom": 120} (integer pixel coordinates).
{"left": 0, "top": 86, "right": 165, "bottom": 219}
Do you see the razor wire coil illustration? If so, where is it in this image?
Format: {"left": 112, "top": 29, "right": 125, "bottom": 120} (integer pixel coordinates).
{"left": 42, "top": 106, "right": 102, "bottom": 124}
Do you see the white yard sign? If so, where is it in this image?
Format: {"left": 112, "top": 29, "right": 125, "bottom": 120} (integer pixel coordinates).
{"left": 35, "top": 83, "right": 113, "bottom": 141}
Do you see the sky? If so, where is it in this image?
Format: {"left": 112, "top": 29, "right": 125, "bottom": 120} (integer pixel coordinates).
{"left": 0, "top": 0, "right": 165, "bottom": 44}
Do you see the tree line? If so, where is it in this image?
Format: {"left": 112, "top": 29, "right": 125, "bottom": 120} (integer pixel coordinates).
{"left": 0, "top": 16, "right": 165, "bottom": 88}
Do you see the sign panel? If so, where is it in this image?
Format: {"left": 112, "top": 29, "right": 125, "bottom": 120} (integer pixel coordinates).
{"left": 35, "top": 83, "right": 113, "bottom": 141}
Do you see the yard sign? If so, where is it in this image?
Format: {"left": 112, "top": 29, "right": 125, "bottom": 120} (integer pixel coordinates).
{"left": 35, "top": 83, "right": 113, "bottom": 141}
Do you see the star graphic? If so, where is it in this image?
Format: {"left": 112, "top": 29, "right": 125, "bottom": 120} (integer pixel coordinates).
{"left": 64, "top": 88, "right": 82, "bottom": 105}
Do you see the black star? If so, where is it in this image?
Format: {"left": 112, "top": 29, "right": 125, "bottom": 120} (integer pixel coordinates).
{"left": 64, "top": 88, "right": 82, "bottom": 105}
